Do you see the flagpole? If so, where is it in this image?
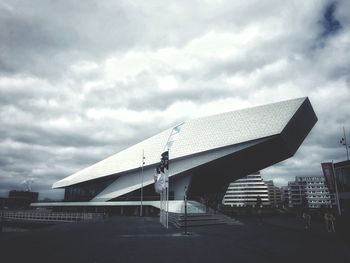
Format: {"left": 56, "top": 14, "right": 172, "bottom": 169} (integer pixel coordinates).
{"left": 161, "top": 188, "right": 164, "bottom": 226}
{"left": 331, "top": 161, "right": 342, "bottom": 216}
{"left": 342, "top": 127, "right": 349, "bottom": 161}
{"left": 140, "top": 150, "right": 145, "bottom": 217}
{"left": 161, "top": 188, "right": 164, "bottom": 225}
{"left": 160, "top": 188, "right": 162, "bottom": 224}
{"left": 157, "top": 124, "right": 182, "bottom": 228}
{"left": 163, "top": 189, "right": 165, "bottom": 225}
{"left": 166, "top": 149, "right": 169, "bottom": 229}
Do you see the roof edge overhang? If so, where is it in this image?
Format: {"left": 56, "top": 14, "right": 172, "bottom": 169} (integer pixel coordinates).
{"left": 280, "top": 97, "right": 318, "bottom": 155}
{"left": 52, "top": 97, "right": 315, "bottom": 190}
{"left": 52, "top": 135, "right": 280, "bottom": 189}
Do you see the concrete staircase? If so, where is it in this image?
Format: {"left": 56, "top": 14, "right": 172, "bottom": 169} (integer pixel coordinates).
{"left": 168, "top": 212, "right": 243, "bottom": 228}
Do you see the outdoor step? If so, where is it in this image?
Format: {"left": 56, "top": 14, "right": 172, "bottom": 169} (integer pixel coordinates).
{"left": 168, "top": 212, "right": 242, "bottom": 228}
{"left": 173, "top": 220, "right": 226, "bottom": 228}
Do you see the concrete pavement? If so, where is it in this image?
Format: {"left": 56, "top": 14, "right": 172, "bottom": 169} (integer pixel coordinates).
{"left": 0, "top": 216, "right": 348, "bottom": 263}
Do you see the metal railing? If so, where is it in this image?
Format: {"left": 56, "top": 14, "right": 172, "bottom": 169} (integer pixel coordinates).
{"left": 0, "top": 210, "right": 105, "bottom": 223}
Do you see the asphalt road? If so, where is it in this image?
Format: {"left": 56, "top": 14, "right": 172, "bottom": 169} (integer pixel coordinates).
{"left": 0, "top": 216, "right": 349, "bottom": 263}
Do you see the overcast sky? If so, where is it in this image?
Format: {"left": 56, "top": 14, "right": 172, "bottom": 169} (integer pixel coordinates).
{"left": 0, "top": 0, "right": 349, "bottom": 200}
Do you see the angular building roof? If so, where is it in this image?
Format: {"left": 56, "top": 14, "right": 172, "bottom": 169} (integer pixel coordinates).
{"left": 53, "top": 97, "right": 312, "bottom": 189}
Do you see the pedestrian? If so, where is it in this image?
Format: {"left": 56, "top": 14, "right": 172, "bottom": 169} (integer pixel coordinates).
{"left": 0, "top": 212, "right": 3, "bottom": 233}
{"left": 324, "top": 212, "right": 330, "bottom": 232}
{"left": 257, "top": 208, "right": 263, "bottom": 224}
{"left": 302, "top": 211, "right": 311, "bottom": 231}
{"left": 256, "top": 196, "right": 263, "bottom": 224}
{"left": 328, "top": 212, "right": 336, "bottom": 232}
{"left": 325, "top": 211, "right": 336, "bottom": 232}
{"left": 205, "top": 198, "right": 209, "bottom": 213}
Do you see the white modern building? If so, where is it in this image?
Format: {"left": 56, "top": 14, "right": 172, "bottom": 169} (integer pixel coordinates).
{"left": 302, "top": 176, "right": 334, "bottom": 208}
{"left": 32, "top": 97, "right": 317, "bottom": 213}
{"left": 222, "top": 173, "right": 270, "bottom": 207}
{"left": 287, "top": 176, "right": 334, "bottom": 208}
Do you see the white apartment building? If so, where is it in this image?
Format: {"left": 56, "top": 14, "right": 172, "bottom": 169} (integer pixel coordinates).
{"left": 288, "top": 176, "right": 334, "bottom": 208}
{"left": 222, "top": 173, "right": 270, "bottom": 207}
{"left": 301, "top": 176, "right": 334, "bottom": 208}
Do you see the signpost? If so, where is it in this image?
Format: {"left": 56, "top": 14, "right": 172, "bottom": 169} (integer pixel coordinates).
{"left": 184, "top": 186, "right": 188, "bottom": 235}
{"left": 321, "top": 162, "right": 341, "bottom": 216}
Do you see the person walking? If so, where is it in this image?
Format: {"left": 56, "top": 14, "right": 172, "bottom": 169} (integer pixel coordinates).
{"left": 328, "top": 212, "right": 336, "bottom": 232}
{"left": 0, "top": 212, "right": 3, "bottom": 233}
{"left": 325, "top": 211, "right": 336, "bottom": 232}
{"left": 324, "top": 212, "right": 330, "bottom": 232}
{"left": 302, "top": 211, "right": 311, "bottom": 231}
{"left": 256, "top": 196, "right": 263, "bottom": 224}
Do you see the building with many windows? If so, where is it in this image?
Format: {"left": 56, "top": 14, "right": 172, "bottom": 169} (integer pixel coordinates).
{"left": 265, "top": 180, "right": 283, "bottom": 208}
{"left": 222, "top": 173, "right": 270, "bottom": 207}
{"left": 287, "top": 176, "right": 334, "bottom": 209}
{"left": 287, "top": 180, "right": 306, "bottom": 208}
{"left": 303, "top": 176, "right": 333, "bottom": 208}
{"left": 281, "top": 186, "right": 290, "bottom": 208}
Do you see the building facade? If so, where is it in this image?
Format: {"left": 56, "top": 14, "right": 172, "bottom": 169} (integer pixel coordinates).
{"left": 303, "top": 176, "right": 333, "bottom": 208}
{"left": 265, "top": 180, "right": 283, "bottom": 208}
{"left": 334, "top": 160, "right": 350, "bottom": 214}
{"left": 287, "top": 180, "right": 306, "bottom": 208}
{"left": 222, "top": 173, "right": 270, "bottom": 207}
{"left": 287, "top": 176, "right": 334, "bottom": 209}
{"left": 0, "top": 190, "right": 39, "bottom": 209}
{"left": 281, "top": 186, "right": 290, "bottom": 208}
{"left": 32, "top": 97, "right": 317, "bottom": 212}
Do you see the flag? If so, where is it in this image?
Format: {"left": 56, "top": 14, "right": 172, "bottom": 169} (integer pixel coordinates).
{"left": 321, "top": 162, "right": 336, "bottom": 193}
{"left": 154, "top": 151, "right": 169, "bottom": 193}
{"left": 161, "top": 151, "right": 169, "bottom": 170}
{"left": 154, "top": 165, "right": 164, "bottom": 193}
{"left": 154, "top": 174, "right": 161, "bottom": 193}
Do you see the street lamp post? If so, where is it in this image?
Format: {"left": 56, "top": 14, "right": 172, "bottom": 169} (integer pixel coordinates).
{"left": 340, "top": 127, "right": 350, "bottom": 161}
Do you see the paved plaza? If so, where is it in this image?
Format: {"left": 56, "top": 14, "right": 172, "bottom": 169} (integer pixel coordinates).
{"left": 0, "top": 216, "right": 349, "bottom": 263}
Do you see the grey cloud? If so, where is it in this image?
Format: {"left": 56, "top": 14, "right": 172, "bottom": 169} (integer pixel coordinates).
{"left": 83, "top": 74, "right": 234, "bottom": 112}
{"left": 0, "top": 0, "right": 212, "bottom": 78}
{"left": 0, "top": 0, "right": 324, "bottom": 79}
{"left": 0, "top": 122, "right": 109, "bottom": 148}
{"left": 319, "top": 1, "right": 342, "bottom": 38}
{"left": 0, "top": 1, "right": 136, "bottom": 77}
{"left": 0, "top": 6, "right": 73, "bottom": 76}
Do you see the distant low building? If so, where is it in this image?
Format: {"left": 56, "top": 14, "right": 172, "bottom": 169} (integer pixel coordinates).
{"left": 281, "top": 186, "right": 290, "bottom": 208}
{"left": 265, "top": 180, "right": 282, "bottom": 208}
{"left": 0, "top": 190, "right": 39, "bottom": 209}
{"left": 222, "top": 172, "right": 270, "bottom": 207}
{"left": 288, "top": 180, "right": 307, "bottom": 208}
